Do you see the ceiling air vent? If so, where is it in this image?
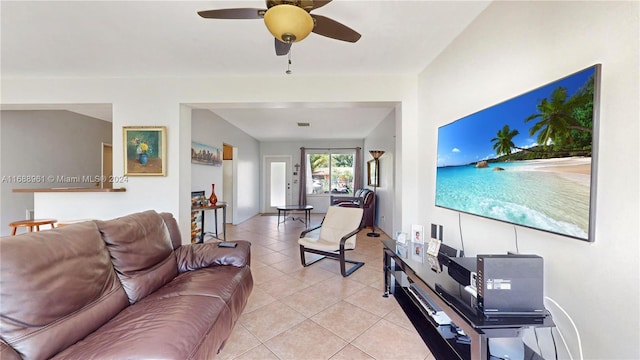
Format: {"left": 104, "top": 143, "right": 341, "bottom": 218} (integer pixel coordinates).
{"left": 297, "top": 122, "right": 310, "bottom": 127}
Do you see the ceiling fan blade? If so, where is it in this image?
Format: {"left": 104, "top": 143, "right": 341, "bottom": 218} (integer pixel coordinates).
{"left": 197, "top": 8, "right": 264, "bottom": 19}
{"left": 312, "top": 15, "right": 361, "bottom": 43}
{"left": 275, "top": 38, "right": 292, "bottom": 56}
{"left": 310, "top": 0, "right": 333, "bottom": 11}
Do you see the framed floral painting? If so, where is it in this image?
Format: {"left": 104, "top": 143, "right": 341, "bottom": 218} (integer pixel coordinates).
{"left": 123, "top": 126, "right": 167, "bottom": 176}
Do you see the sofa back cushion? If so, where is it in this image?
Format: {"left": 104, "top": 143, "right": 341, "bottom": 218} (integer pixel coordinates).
{"left": 0, "top": 221, "right": 129, "bottom": 360}
{"left": 97, "top": 210, "right": 178, "bottom": 304}
{"left": 361, "top": 189, "right": 374, "bottom": 207}
{"left": 348, "top": 189, "right": 372, "bottom": 207}
{"left": 160, "top": 212, "right": 182, "bottom": 250}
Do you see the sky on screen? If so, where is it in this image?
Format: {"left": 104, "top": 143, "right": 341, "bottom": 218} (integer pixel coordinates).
{"left": 437, "top": 67, "right": 595, "bottom": 167}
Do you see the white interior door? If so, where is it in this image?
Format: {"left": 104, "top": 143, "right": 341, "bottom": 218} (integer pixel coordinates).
{"left": 265, "top": 156, "right": 291, "bottom": 213}
{"left": 223, "top": 159, "right": 233, "bottom": 223}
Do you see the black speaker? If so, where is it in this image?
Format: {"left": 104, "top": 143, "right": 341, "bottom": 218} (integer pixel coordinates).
{"left": 430, "top": 224, "right": 444, "bottom": 240}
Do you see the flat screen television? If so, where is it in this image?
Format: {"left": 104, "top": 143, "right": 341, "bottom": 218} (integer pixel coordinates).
{"left": 435, "top": 64, "right": 600, "bottom": 242}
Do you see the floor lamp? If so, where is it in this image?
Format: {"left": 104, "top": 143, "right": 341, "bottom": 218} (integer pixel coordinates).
{"left": 367, "top": 150, "right": 384, "bottom": 237}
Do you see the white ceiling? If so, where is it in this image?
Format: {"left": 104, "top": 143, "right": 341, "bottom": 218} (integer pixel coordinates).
{"left": 189, "top": 102, "right": 397, "bottom": 140}
{"left": 1, "top": 0, "right": 490, "bottom": 140}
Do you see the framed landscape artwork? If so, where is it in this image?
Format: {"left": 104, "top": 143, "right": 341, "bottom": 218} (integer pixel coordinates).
{"left": 191, "top": 141, "right": 222, "bottom": 167}
{"left": 123, "top": 126, "right": 167, "bottom": 176}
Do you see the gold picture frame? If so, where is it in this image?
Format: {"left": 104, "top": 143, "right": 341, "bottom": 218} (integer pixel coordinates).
{"left": 367, "top": 159, "right": 378, "bottom": 187}
{"left": 123, "top": 126, "right": 167, "bottom": 176}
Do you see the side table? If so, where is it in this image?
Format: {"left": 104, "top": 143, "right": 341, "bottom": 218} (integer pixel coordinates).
{"left": 276, "top": 205, "right": 313, "bottom": 227}
{"left": 192, "top": 202, "right": 227, "bottom": 243}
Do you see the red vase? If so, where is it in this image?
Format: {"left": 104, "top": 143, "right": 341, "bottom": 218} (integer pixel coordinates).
{"left": 208, "top": 184, "right": 218, "bottom": 205}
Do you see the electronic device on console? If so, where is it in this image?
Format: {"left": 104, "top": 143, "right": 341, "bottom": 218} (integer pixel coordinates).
{"left": 476, "top": 254, "right": 545, "bottom": 317}
{"left": 447, "top": 256, "right": 476, "bottom": 287}
{"left": 446, "top": 254, "right": 546, "bottom": 318}
{"left": 436, "top": 242, "right": 463, "bottom": 268}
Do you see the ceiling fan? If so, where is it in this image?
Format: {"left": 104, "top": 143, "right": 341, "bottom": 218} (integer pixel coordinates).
{"left": 198, "top": 0, "right": 361, "bottom": 56}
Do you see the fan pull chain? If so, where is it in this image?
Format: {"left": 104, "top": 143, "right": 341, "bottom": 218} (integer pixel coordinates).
{"left": 286, "top": 48, "right": 292, "bottom": 75}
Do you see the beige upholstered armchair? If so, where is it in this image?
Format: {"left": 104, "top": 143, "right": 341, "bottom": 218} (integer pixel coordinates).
{"left": 298, "top": 206, "right": 364, "bottom": 277}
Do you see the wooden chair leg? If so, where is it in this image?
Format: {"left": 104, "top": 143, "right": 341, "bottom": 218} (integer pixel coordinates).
{"left": 299, "top": 245, "right": 326, "bottom": 267}
{"left": 299, "top": 245, "right": 306, "bottom": 266}
{"left": 300, "top": 245, "right": 364, "bottom": 277}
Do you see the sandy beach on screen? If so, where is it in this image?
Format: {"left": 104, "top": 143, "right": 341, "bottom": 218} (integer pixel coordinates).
{"left": 516, "top": 157, "right": 591, "bottom": 186}
{"left": 524, "top": 157, "right": 590, "bottom": 174}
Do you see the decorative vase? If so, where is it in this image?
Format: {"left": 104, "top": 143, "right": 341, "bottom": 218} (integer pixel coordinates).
{"left": 139, "top": 153, "right": 148, "bottom": 165}
{"left": 208, "top": 184, "right": 218, "bottom": 205}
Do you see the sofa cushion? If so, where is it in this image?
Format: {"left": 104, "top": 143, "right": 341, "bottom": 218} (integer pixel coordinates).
{"left": 51, "top": 295, "right": 233, "bottom": 360}
{"left": 0, "top": 222, "right": 129, "bottom": 360}
{"left": 97, "top": 210, "right": 178, "bottom": 304}
{"left": 143, "top": 265, "right": 253, "bottom": 321}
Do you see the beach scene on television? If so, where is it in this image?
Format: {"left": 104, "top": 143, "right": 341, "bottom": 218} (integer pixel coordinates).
{"left": 436, "top": 65, "right": 598, "bottom": 241}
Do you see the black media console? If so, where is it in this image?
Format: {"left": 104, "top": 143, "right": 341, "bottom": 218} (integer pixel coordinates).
{"left": 381, "top": 240, "right": 555, "bottom": 360}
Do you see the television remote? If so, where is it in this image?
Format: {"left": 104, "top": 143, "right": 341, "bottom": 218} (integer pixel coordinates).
{"left": 218, "top": 242, "right": 237, "bottom": 248}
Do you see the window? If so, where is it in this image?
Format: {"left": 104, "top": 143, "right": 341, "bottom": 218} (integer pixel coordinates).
{"left": 306, "top": 150, "right": 355, "bottom": 195}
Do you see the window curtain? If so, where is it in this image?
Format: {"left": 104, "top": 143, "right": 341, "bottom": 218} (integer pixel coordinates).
{"left": 298, "top": 147, "right": 307, "bottom": 205}
{"left": 354, "top": 147, "right": 362, "bottom": 190}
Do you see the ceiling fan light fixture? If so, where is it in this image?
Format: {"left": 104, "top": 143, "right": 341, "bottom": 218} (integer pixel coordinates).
{"left": 264, "top": 4, "right": 314, "bottom": 43}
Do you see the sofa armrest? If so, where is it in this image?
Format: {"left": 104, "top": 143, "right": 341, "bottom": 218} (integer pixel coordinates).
{"left": 175, "top": 240, "right": 251, "bottom": 273}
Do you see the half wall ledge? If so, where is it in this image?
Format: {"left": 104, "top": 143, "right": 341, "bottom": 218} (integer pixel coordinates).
{"left": 13, "top": 188, "right": 126, "bottom": 193}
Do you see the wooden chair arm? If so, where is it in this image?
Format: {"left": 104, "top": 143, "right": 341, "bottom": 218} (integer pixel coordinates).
{"left": 339, "top": 227, "right": 362, "bottom": 249}
{"left": 300, "top": 215, "right": 325, "bottom": 238}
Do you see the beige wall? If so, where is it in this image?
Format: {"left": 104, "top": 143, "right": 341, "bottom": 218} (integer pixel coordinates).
{"left": 191, "top": 109, "right": 261, "bottom": 226}
{"left": 1, "top": 75, "right": 417, "bottom": 245}
{"left": 417, "top": 1, "right": 639, "bottom": 358}
{"left": 0, "top": 110, "right": 111, "bottom": 236}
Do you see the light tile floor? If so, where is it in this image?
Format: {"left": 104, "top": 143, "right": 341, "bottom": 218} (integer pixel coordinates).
{"left": 213, "top": 213, "right": 433, "bottom": 360}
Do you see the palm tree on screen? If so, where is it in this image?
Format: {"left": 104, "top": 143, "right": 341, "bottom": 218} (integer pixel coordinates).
{"left": 525, "top": 86, "right": 591, "bottom": 149}
{"left": 491, "top": 125, "right": 520, "bottom": 156}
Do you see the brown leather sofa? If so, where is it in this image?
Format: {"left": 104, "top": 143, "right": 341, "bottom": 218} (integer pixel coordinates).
{"left": 330, "top": 188, "right": 375, "bottom": 228}
{"left": 0, "top": 210, "right": 253, "bottom": 360}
